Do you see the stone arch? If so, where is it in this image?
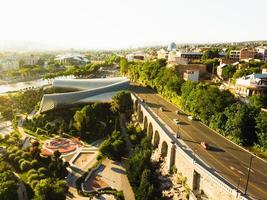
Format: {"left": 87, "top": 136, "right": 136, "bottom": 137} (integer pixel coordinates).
{"left": 134, "top": 100, "right": 138, "bottom": 111}
{"left": 148, "top": 122, "right": 153, "bottom": 140}
{"left": 137, "top": 105, "right": 143, "bottom": 123}
{"left": 153, "top": 130, "right": 160, "bottom": 148}
{"left": 161, "top": 141, "right": 168, "bottom": 158}
{"left": 143, "top": 116, "right": 148, "bottom": 133}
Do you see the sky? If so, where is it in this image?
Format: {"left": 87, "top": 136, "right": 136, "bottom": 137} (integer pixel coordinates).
{"left": 0, "top": 0, "right": 266, "bottom": 50}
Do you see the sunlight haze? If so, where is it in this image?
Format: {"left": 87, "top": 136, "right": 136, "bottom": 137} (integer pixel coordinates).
{"left": 0, "top": 0, "right": 266, "bottom": 50}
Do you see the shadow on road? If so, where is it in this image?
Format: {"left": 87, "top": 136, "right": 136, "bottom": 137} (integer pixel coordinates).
{"left": 208, "top": 146, "right": 225, "bottom": 153}
{"left": 111, "top": 167, "right": 126, "bottom": 175}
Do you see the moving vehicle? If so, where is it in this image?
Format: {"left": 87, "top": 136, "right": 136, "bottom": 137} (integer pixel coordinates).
{"left": 173, "top": 118, "right": 181, "bottom": 124}
{"left": 200, "top": 141, "right": 209, "bottom": 150}
{"left": 188, "top": 115, "right": 194, "bottom": 120}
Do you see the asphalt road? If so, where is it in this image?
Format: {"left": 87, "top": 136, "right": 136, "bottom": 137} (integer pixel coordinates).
{"left": 130, "top": 84, "right": 267, "bottom": 200}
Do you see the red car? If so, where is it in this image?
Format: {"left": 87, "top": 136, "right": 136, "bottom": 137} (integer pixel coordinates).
{"left": 200, "top": 141, "right": 209, "bottom": 150}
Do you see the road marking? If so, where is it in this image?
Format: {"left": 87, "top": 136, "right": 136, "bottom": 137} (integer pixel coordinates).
{"left": 134, "top": 90, "right": 267, "bottom": 197}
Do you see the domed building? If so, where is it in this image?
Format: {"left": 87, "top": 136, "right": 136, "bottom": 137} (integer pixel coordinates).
{"left": 167, "top": 42, "right": 177, "bottom": 51}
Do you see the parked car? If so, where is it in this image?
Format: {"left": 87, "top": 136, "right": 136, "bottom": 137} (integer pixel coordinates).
{"left": 160, "top": 107, "right": 164, "bottom": 111}
{"left": 200, "top": 141, "right": 209, "bottom": 150}
{"left": 173, "top": 119, "right": 181, "bottom": 124}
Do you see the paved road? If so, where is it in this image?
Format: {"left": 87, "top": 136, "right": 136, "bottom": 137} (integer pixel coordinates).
{"left": 131, "top": 85, "right": 267, "bottom": 200}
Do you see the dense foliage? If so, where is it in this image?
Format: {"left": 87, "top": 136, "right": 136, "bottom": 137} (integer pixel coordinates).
{"left": 99, "top": 130, "right": 126, "bottom": 161}
{"left": 0, "top": 159, "right": 19, "bottom": 200}
{"left": 0, "top": 87, "right": 77, "bottom": 121}
{"left": 126, "top": 137, "right": 161, "bottom": 200}
{"left": 24, "top": 102, "right": 115, "bottom": 142}
{"left": 125, "top": 59, "right": 267, "bottom": 151}
{"left": 1, "top": 137, "right": 68, "bottom": 200}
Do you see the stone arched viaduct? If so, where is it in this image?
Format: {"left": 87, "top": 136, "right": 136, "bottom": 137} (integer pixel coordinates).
{"left": 131, "top": 93, "right": 249, "bottom": 200}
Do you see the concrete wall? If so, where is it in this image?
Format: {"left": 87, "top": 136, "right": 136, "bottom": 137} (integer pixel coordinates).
{"left": 131, "top": 93, "right": 249, "bottom": 200}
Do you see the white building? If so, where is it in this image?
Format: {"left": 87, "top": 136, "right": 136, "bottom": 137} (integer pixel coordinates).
{"left": 217, "top": 63, "right": 227, "bottom": 78}
{"left": 157, "top": 49, "right": 168, "bottom": 59}
{"left": 55, "top": 53, "right": 89, "bottom": 65}
{"left": 168, "top": 51, "right": 189, "bottom": 65}
{"left": 126, "top": 52, "right": 146, "bottom": 61}
{"left": 235, "top": 72, "right": 267, "bottom": 97}
{"left": 183, "top": 70, "right": 199, "bottom": 82}
{"left": 256, "top": 46, "right": 267, "bottom": 61}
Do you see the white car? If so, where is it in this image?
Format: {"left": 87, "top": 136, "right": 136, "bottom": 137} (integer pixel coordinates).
{"left": 188, "top": 116, "right": 194, "bottom": 120}
{"left": 160, "top": 107, "right": 164, "bottom": 111}
{"left": 173, "top": 119, "right": 181, "bottom": 124}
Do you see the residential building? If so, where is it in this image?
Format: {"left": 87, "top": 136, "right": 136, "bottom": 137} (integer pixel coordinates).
{"left": 183, "top": 70, "right": 199, "bottom": 82}
{"left": 157, "top": 49, "right": 168, "bottom": 59}
{"left": 167, "top": 51, "right": 189, "bottom": 65}
{"left": 174, "top": 64, "right": 207, "bottom": 77}
{"left": 177, "top": 51, "right": 203, "bottom": 60}
{"left": 126, "top": 52, "right": 146, "bottom": 61}
{"left": 229, "top": 50, "right": 241, "bottom": 60}
{"left": 229, "top": 49, "right": 256, "bottom": 60}
{"left": 256, "top": 46, "right": 267, "bottom": 61}
{"left": 235, "top": 73, "right": 267, "bottom": 97}
{"left": 239, "top": 48, "right": 256, "bottom": 60}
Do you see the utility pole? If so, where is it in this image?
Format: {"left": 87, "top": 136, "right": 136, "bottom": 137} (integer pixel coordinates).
{"left": 244, "top": 155, "right": 254, "bottom": 195}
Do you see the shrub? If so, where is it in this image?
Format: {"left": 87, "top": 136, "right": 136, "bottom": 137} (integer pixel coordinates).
{"left": 14, "top": 156, "right": 21, "bottom": 164}
{"left": 30, "top": 180, "right": 39, "bottom": 189}
{"left": 28, "top": 174, "right": 40, "bottom": 183}
{"left": 31, "top": 160, "right": 39, "bottom": 169}
{"left": 20, "top": 160, "right": 32, "bottom": 171}
{"left": 38, "top": 167, "right": 47, "bottom": 175}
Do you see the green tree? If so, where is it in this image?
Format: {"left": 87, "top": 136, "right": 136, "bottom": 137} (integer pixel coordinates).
{"left": 136, "top": 169, "right": 156, "bottom": 200}
{"left": 221, "top": 65, "right": 236, "bottom": 79}
{"left": 119, "top": 57, "right": 129, "bottom": 75}
{"left": 201, "top": 48, "right": 220, "bottom": 60}
{"left": 255, "top": 112, "right": 267, "bottom": 150}
{"left": 111, "top": 91, "right": 132, "bottom": 114}
{"left": 34, "top": 178, "right": 68, "bottom": 200}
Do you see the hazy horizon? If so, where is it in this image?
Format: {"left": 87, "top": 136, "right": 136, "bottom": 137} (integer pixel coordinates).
{"left": 0, "top": 0, "right": 267, "bottom": 51}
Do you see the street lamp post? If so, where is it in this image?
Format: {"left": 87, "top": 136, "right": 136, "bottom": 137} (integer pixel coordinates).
{"left": 244, "top": 155, "right": 254, "bottom": 195}
{"left": 237, "top": 175, "right": 242, "bottom": 192}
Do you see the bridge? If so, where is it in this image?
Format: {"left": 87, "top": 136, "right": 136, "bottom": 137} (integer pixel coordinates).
{"left": 39, "top": 77, "right": 129, "bottom": 113}
{"left": 131, "top": 85, "right": 267, "bottom": 200}
{"left": 37, "top": 77, "right": 266, "bottom": 199}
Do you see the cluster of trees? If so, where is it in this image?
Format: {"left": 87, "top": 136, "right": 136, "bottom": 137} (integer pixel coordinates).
{"left": 5, "top": 142, "right": 69, "bottom": 199}
{"left": 127, "top": 59, "right": 182, "bottom": 99}
{"left": 99, "top": 130, "right": 126, "bottom": 161}
{"left": 0, "top": 158, "right": 19, "bottom": 200}
{"left": 43, "top": 61, "right": 114, "bottom": 79}
{"left": 126, "top": 137, "right": 161, "bottom": 200}
{"left": 125, "top": 59, "right": 267, "bottom": 151}
{"left": 5, "top": 65, "right": 47, "bottom": 81}
{"left": 0, "top": 87, "right": 75, "bottom": 121}
{"left": 25, "top": 102, "right": 116, "bottom": 142}
{"left": 126, "top": 123, "right": 144, "bottom": 146}
{"left": 221, "top": 60, "right": 267, "bottom": 80}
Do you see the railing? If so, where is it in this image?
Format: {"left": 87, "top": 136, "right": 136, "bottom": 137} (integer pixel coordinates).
{"left": 131, "top": 92, "right": 250, "bottom": 200}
